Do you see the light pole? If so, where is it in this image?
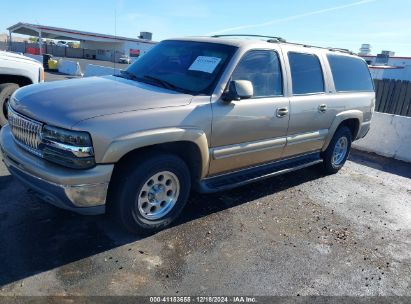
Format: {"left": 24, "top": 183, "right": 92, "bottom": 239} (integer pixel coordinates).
{"left": 8, "top": 30, "right": 12, "bottom": 51}
{"left": 38, "top": 30, "right": 42, "bottom": 55}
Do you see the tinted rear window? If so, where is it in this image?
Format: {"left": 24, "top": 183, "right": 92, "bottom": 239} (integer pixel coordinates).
{"left": 327, "top": 54, "right": 374, "bottom": 92}
{"left": 288, "top": 52, "right": 325, "bottom": 95}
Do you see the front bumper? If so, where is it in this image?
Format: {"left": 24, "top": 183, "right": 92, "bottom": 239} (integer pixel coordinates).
{"left": 0, "top": 125, "right": 114, "bottom": 215}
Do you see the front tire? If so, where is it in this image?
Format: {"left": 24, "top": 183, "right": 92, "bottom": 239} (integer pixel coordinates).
{"left": 321, "top": 126, "right": 352, "bottom": 174}
{"left": 111, "top": 154, "right": 191, "bottom": 235}
{"left": 0, "top": 83, "right": 19, "bottom": 126}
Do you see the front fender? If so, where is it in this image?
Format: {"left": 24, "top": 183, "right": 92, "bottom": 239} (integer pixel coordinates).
{"left": 1, "top": 65, "right": 39, "bottom": 84}
{"left": 322, "top": 110, "right": 363, "bottom": 151}
{"left": 101, "top": 127, "right": 210, "bottom": 178}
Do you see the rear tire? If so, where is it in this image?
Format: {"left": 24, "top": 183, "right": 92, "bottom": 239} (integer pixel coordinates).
{"left": 321, "top": 126, "right": 352, "bottom": 174}
{"left": 111, "top": 153, "right": 191, "bottom": 235}
{"left": 0, "top": 83, "right": 19, "bottom": 127}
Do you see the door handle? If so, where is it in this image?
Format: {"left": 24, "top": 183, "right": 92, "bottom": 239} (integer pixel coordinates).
{"left": 318, "top": 104, "right": 327, "bottom": 112}
{"left": 276, "top": 107, "right": 289, "bottom": 118}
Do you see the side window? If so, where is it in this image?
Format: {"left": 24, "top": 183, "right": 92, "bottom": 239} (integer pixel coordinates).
{"left": 231, "top": 50, "right": 283, "bottom": 98}
{"left": 327, "top": 54, "right": 374, "bottom": 92}
{"left": 288, "top": 52, "right": 325, "bottom": 95}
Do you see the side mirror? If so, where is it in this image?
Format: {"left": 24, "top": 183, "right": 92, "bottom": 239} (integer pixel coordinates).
{"left": 223, "top": 80, "right": 253, "bottom": 102}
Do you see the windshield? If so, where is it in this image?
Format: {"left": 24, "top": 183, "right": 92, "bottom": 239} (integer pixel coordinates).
{"left": 125, "top": 40, "right": 237, "bottom": 95}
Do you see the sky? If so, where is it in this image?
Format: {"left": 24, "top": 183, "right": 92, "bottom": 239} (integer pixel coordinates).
{"left": 1, "top": 0, "right": 411, "bottom": 55}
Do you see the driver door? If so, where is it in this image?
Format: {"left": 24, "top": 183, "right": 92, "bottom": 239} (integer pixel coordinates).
{"left": 209, "top": 50, "right": 290, "bottom": 175}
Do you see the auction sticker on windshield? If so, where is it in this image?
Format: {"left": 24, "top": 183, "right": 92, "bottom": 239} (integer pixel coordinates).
{"left": 189, "top": 56, "right": 222, "bottom": 73}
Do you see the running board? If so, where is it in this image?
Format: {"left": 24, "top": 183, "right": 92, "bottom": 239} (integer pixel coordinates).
{"left": 198, "top": 153, "right": 323, "bottom": 193}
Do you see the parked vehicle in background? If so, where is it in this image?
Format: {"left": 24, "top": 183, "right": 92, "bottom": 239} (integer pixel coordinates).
{"left": 118, "top": 55, "right": 131, "bottom": 64}
{"left": 0, "top": 51, "right": 44, "bottom": 126}
{"left": 0, "top": 36, "right": 375, "bottom": 234}
{"left": 56, "top": 41, "right": 68, "bottom": 48}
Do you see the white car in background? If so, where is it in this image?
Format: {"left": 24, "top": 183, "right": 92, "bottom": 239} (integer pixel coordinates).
{"left": 118, "top": 55, "right": 131, "bottom": 64}
{"left": 56, "top": 41, "right": 68, "bottom": 48}
{"left": 0, "top": 51, "right": 44, "bottom": 126}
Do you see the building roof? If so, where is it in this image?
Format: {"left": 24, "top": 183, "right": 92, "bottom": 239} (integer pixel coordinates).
{"left": 368, "top": 65, "right": 404, "bottom": 69}
{"left": 360, "top": 54, "right": 411, "bottom": 60}
{"left": 7, "top": 22, "right": 156, "bottom": 44}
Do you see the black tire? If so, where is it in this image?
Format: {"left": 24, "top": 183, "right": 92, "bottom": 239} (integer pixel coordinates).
{"left": 111, "top": 153, "right": 191, "bottom": 235}
{"left": 0, "top": 83, "right": 19, "bottom": 127}
{"left": 321, "top": 126, "right": 352, "bottom": 174}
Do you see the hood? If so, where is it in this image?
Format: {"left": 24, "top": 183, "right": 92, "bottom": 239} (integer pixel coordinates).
{"left": 11, "top": 76, "right": 193, "bottom": 128}
{"left": 0, "top": 51, "right": 41, "bottom": 65}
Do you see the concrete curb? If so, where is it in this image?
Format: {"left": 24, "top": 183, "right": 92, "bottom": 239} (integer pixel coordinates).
{"left": 353, "top": 112, "right": 411, "bottom": 163}
{"left": 58, "top": 59, "right": 83, "bottom": 77}
{"left": 84, "top": 64, "right": 122, "bottom": 77}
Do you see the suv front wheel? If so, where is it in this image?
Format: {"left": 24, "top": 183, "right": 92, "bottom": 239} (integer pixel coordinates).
{"left": 111, "top": 153, "right": 191, "bottom": 235}
{"left": 321, "top": 126, "right": 352, "bottom": 174}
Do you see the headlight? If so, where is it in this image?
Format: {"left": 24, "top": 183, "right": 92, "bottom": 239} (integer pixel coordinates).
{"left": 40, "top": 125, "right": 95, "bottom": 169}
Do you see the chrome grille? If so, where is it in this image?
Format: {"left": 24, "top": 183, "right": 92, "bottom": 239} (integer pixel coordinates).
{"left": 8, "top": 106, "right": 43, "bottom": 157}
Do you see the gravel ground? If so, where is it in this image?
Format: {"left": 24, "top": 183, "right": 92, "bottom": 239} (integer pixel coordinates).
{"left": 0, "top": 150, "right": 410, "bottom": 296}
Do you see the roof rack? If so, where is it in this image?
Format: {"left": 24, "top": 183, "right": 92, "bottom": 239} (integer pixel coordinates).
{"left": 268, "top": 40, "right": 355, "bottom": 55}
{"left": 329, "top": 47, "right": 355, "bottom": 54}
{"left": 211, "top": 34, "right": 286, "bottom": 43}
{"left": 211, "top": 34, "right": 354, "bottom": 55}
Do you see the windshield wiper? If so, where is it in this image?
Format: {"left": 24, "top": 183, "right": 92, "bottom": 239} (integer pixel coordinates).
{"left": 142, "top": 75, "right": 179, "bottom": 90}
{"left": 117, "top": 72, "right": 194, "bottom": 94}
{"left": 117, "top": 70, "right": 139, "bottom": 81}
{"left": 142, "top": 75, "right": 195, "bottom": 94}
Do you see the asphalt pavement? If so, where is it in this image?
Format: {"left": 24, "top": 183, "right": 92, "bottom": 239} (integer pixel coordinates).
{"left": 0, "top": 150, "right": 410, "bottom": 296}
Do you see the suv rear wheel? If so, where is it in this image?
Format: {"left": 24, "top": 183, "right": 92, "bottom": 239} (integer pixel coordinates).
{"left": 111, "top": 153, "right": 191, "bottom": 235}
{"left": 0, "top": 83, "right": 19, "bottom": 126}
{"left": 321, "top": 126, "right": 352, "bottom": 174}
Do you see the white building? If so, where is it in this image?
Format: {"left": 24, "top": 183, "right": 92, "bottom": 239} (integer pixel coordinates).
{"left": 80, "top": 38, "right": 155, "bottom": 62}
{"left": 366, "top": 65, "right": 411, "bottom": 81}
{"left": 7, "top": 22, "right": 157, "bottom": 62}
{"left": 358, "top": 45, "right": 411, "bottom": 81}
{"left": 361, "top": 54, "right": 411, "bottom": 67}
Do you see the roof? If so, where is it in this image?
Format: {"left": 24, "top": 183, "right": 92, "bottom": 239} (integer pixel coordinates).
{"left": 7, "top": 22, "right": 157, "bottom": 44}
{"left": 167, "top": 36, "right": 255, "bottom": 47}
{"left": 169, "top": 35, "right": 356, "bottom": 56}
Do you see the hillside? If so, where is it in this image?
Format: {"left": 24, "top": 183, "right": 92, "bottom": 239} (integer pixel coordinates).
{"left": 0, "top": 33, "right": 27, "bottom": 42}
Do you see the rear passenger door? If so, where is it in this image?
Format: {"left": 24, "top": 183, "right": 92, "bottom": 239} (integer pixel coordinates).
{"left": 282, "top": 51, "right": 335, "bottom": 158}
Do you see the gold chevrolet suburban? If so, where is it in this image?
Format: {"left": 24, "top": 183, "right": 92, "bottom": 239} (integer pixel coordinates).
{"left": 0, "top": 35, "right": 375, "bottom": 234}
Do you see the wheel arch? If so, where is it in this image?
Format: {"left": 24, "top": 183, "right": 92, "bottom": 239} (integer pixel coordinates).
{"left": 0, "top": 75, "right": 32, "bottom": 87}
{"left": 322, "top": 110, "right": 362, "bottom": 151}
{"left": 102, "top": 127, "right": 210, "bottom": 181}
